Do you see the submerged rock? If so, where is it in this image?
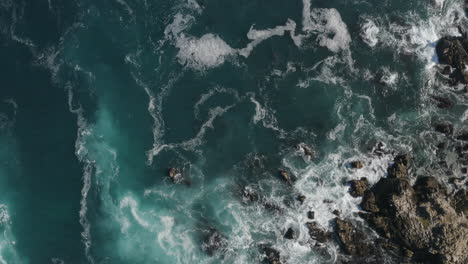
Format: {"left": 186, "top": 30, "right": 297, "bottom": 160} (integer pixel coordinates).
{"left": 430, "top": 95, "right": 454, "bottom": 109}
{"left": 434, "top": 122, "right": 454, "bottom": 136}
{"left": 457, "top": 131, "right": 468, "bottom": 141}
{"left": 349, "top": 177, "right": 369, "bottom": 197}
{"left": 240, "top": 186, "right": 283, "bottom": 213}
{"left": 307, "top": 211, "right": 315, "bottom": 219}
{"left": 201, "top": 228, "right": 228, "bottom": 256}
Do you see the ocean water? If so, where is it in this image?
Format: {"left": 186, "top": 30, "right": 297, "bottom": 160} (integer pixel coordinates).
{"left": 0, "top": 0, "right": 467, "bottom": 263}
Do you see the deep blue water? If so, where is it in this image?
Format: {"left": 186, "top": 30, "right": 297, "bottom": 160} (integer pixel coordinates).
{"left": 0, "top": 0, "right": 467, "bottom": 263}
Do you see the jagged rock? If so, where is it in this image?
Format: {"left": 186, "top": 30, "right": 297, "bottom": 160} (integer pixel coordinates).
{"left": 297, "top": 194, "right": 306, "bottom": 204}
{"left": 436, "top": 36, "right": 468, "bottom": 84}
{"left": 297, "top": 143, "right": 316, "bottom": 159}
{"left": 359, "top": 155, "right": 468, "bottom": 264}
{"left": 430, "top": 95, "right": 454, "bottom": 109}
{"left": 201, "top": 228, "right": 227, "bottom": 256}
{"left": 307, "top": 211, "right": 315, "bottom": 219}
{"left": 260, "top": 245, "right": 282, "bottom": 264}
{"left": 361, "top": 191, "right": 379, "bottom": 213}
{"left": 349, "top": 177, "right": 369, "bottom": 197}
{"left": 350, "top": 161, "right": 364, "bottom": 169}
{"left": 372, "top": 141, "right": 389, "bottom": 156}
{"left": 167, "top": 167, "right": 190, "bottom": 185}
{"left": 306, "top": 222, "right": 331, "bottom": 243}
{"left": 334, "top": 219, "right": 370, "bottom": 257}
{"left": 284, "top": 228, "right": 296, "bottom": 240}
{"left": 278, "top": 169, "right": 295, "bottom": 186}
{"left": 452, "top": 189, "right": 468, "bottom": 215}
{"left": 462, "top": 167, "right": 467, "bottom": 174}
{"left": 241, "top": 186, "right": 260, "bottom": 203}
{"left": 434, "top": 122, "right": 454, "bottom": 136}
{"left": 332, "top": 209, "right": 341, "bottom": 216}
{"left": 387, "top": 154, "right": 409, "bottom": 178}
{"left": 457, "top": 131, "right": 468, "bottom": 141}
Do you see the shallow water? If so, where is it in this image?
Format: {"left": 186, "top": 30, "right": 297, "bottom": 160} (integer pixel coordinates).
{"left": 0, "top": 0, "right": 467, "bottom": 263}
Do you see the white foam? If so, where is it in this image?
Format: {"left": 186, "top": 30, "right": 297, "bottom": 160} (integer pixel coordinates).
{"left": 360, "top": 19, "right": 380, "bottom": 47}
{"left": 249, "top": 96, "right": 267, "bottom": 124}
{"left": 176, "top": 33, "right": 235, "bottom": 69}
{"left": 302, "top": 5, "right": 352, "bottom": 53}
{"left": 379, "top": 67, "right": 399, "bottom": 87}
{"left": 165, "top": 13, "right": 299, "bottom": 70}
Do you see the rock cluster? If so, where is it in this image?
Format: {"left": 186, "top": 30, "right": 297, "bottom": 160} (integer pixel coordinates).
{"left": 436, "top": 36, "right": 468, "bottom": 84}
{"left": 357, "top": 155, "right": 468, "bottom": 264}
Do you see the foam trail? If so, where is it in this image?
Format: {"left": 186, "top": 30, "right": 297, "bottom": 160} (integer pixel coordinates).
{"left": 166, "top": 13, "right": 299, "bottom": 70}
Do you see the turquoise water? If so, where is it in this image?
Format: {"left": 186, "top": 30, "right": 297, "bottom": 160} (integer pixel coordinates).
{"left": 0, "top": 0, "right": 467, "bottom": 263}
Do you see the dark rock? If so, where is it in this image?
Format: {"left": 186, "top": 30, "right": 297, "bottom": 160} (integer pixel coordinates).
{"left": 349, "top": 177, "right": 369, "bottom": 197}
{"left": 334, "top": 219, "right": 369, "bottom": 256}
{"left": 442, "top": 65, "right": 451, "bottom": 75}
{"left": 307, "top": 211, "right": 315, "bottom": 219}
{"left": 260, "top": 245, "right": 282, "bottom": 264}
{"left": 332, "top": 209, "right": 340, "bottom": 216}
{"left": 306, "top": 222, "right": 331, "bottom": 243}
{"left": 452, "top": 189, "right": 468, "bottom": 215}
{"left": 461, "top": 167, "right": 467, "bottom": 174}
{"left": 297, "top": 143, "right": 316, "bottom": 159}
{"left": 201, "top": 228, "right": 227, "bottom": 256}
{"left": 372, "top": 141, "right": 388, "bottom": 156}
{"left": 350, "top": 161, "right": 364, "bottom": 169}
{"left": 296, "top": 194, "right": 306, "bottom": 204}
{"left": 457, "top": 131, "right": 468, "bottom": 141}
{"left": 360, "top": 164, "right": 468, "bottom": 263}
{"left": 278, "top": 169, "right": 295, "bottom": 185}
{"left": 284, "top": 228, "right": 296, "bottom": 240}
{"left": 387, "top": 154, "right": 410, "bottom": 178}
{"left": 430, "top": 95, "right": 454, "bottom": 109}
{"left": 436, "top": 36, "right": 468, "bottom": 84}
{"left": 323, "top": 199, "right": 333, "bottom": 204}
{"left": 361, "top": 191, "right": 379, "bottom": 213}
{"left": 434, "top": 122, "right": 454, "bottom": 136}
{"left": 167, "top": 167, "right": 190, "bottom": 185}
{"left": 241, "top": 186, "right": 260, "bottom": 203}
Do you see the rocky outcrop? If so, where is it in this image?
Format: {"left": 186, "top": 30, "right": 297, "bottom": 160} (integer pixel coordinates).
{"left": 259, "top": 245, "right": 282, "bottom": 264}
{"left": 359, "top": 155, "right": 468, "bottom": 264}
{"left": 334, "top": 219, "right": 371, "bottom": 257}
{"left": 305, "top": 222, "right": 331, "bottom": 243}
{"left": 434, "top": 122, "right": 454, "bottom": 136}
{"left": 297, "top": 143, "right": 316, "bottom": 160}
{"left": 436, "top": 36, "right": 468, "bottom": 84}
{"left": 349, "top": 177, "right": 369, "bottom": 197}
{"left": 278, "top": 169, "right": 296, "bottom": 186}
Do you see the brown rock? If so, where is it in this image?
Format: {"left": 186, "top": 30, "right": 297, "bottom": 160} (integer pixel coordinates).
{"left": 334, "top": 219, "right": 369, "bottom": 256}
{"left": 350, "top": 161, "right": 364, "bottom": 169}
{"left": 361, "top": 191, "right": 379, "bottom": 213}
{"left": 306, "top": 222, "right": 331, "bottom": 243}
{"left": 349, "top": 177, "right": 369, "bottom": 197}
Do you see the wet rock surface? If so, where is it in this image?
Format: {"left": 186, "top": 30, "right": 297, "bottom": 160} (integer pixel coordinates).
{"left": 260, "top": 245, "right": 282, "bottom": 264}
{"left": 436, "top": 36, "right": 468, "bottom": 84}
{"left": 359, "top": 155, "right": 468, "bottom": 264}
{"left": 349, "top": 177, "right": 369, "bottom": 197}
